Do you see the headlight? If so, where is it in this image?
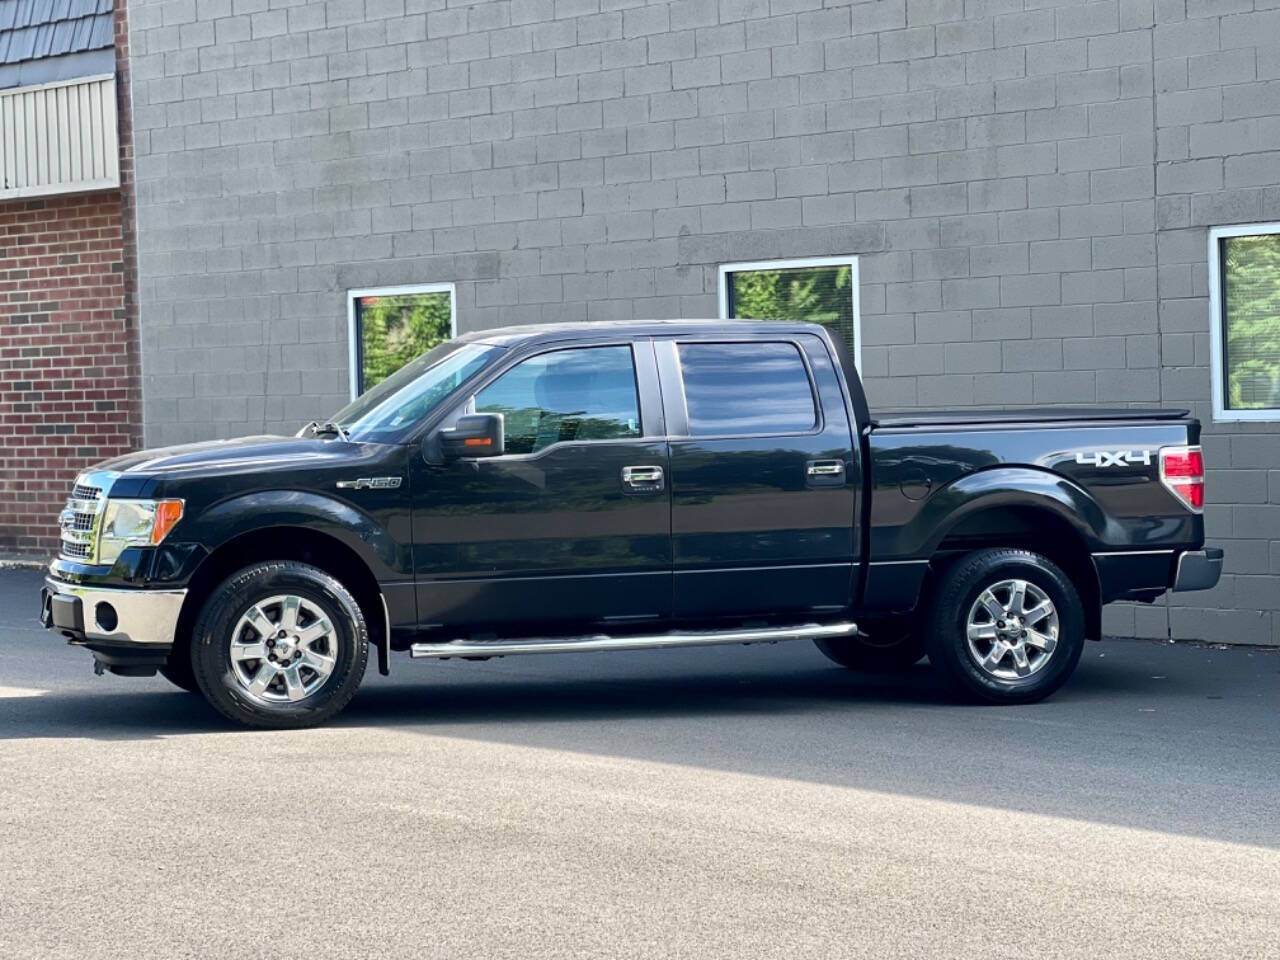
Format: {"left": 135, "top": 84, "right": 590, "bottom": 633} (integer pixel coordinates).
{"left": 98, "top": 499, "right": 184, "bottom": 564}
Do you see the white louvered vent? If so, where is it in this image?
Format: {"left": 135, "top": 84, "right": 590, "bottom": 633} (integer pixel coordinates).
{"left": 0, "top": 74, "right": 119, "bottom": 201}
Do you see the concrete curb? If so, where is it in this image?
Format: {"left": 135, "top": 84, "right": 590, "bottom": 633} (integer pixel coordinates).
{"left": 0, "top": 557, "right": 48, "bottom": 571}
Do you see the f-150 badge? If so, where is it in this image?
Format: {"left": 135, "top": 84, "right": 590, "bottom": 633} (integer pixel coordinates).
{"left": 1075, "top": 450, "right": 1152, "bottom": 467}
{"left": 336, "top": 477, "right": 403, "bottom": 490}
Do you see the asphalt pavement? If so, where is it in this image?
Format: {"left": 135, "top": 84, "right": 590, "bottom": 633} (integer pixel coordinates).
{"left": 2, "top": 568, "right": 1278, "bottom": 959}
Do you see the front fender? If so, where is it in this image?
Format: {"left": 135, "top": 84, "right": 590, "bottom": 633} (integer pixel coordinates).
{"left": 164, "top": 490, "right": 408, "bottom": 583}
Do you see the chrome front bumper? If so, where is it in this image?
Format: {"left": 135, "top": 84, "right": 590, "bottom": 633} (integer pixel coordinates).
{"left": 41, "top": 577, "right": 186, "bottom": 647}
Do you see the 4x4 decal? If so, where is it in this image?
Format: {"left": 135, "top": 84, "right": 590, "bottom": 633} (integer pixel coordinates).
{"left": 1075, "top": 450, "right": 1153, "bottom": 468}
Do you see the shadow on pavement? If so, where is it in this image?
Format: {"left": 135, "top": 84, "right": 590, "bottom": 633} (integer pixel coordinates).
{"left": 0, "top": 688, "right": 224, "bottom": 738}
{"left": 3, "top": 637, "right": 1278, "bottom": 849}
{"left": 0, "top": 659, "right": 956, "bottom": 740}
{"left": 345, "top": 662, "right": 959, "bottom": 722}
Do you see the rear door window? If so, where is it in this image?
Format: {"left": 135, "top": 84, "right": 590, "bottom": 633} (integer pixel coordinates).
{"left": 677, "top": 341, "right": 817, "bottom": 437}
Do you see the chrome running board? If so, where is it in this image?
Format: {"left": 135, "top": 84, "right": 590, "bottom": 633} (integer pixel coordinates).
{"left": 409, "top": 621, "right": 857, "bottom": 660}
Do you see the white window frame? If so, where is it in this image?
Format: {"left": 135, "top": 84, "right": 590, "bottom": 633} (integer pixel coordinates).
{"left": 346, "top": 282, "right": 457, "bottom": 399}
{"left": 717, "top": 255, "right": 861, "bottom": 371}
{"left": 1208, "top": 222, "right": 1280, "bottom": 422}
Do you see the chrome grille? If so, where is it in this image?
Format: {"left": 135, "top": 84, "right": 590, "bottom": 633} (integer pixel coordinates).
{"left": 58, "top": 471, "right": 116, "bottom": 564}
{"left": 61, "top": 541, "right": 92, "bottom": 560}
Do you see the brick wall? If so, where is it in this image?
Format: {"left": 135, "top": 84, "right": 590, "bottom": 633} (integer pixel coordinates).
{"left": 0, "top": 193, "right": 141, "bottom": 554}
{"left": 125, "top": 0, "right": 1280, "bottom": 643}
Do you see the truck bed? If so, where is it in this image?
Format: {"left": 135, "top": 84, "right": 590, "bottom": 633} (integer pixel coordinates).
{"left": 870, "top": 406, "right": 1190, "bottom": 429}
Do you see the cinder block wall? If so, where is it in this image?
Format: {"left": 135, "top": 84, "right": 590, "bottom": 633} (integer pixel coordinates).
{"left": 127, "top": 0, "right": 1280, "bottom": 643}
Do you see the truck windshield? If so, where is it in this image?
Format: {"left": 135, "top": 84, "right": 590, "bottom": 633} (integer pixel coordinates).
{"left": 331, "top": 342, "right": 505, "bottom": 441}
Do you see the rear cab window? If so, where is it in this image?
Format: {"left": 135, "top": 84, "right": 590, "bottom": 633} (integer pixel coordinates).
{"left": 676, "top": 341, "right": 818, "bottom": 437}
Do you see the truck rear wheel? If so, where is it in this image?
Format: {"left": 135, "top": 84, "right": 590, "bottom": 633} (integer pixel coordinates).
{"left": 925, "top": 548, "right": 1084, "bottom": 705}
{"left": 190, "top": 561, "right": 369, "bottom": 729}
{"left": 814, "top": 620, "right": 926, "bottom": 672}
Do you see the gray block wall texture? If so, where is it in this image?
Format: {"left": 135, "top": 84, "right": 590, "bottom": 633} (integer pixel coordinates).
{"left": 126, "top": 0, "right": 1280, "bottom": 643}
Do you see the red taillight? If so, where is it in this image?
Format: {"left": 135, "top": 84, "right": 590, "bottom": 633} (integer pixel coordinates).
{"left": 1161, "top": 449, "right": 1203, "bottom": 478}
{"left": 1160, "top": 445, "right": 1204, "bottom": 513}
{"left": 1176, "top": 482, "right": 1205, "bottom": 509}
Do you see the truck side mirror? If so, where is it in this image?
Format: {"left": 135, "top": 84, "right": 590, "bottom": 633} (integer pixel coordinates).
{"left": 439, "top": 413, "right": 504, "bottom": 459}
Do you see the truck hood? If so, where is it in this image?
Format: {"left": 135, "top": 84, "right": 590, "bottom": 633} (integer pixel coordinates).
{"left": 91, "top": 435, "right": 363, "bottom": 478}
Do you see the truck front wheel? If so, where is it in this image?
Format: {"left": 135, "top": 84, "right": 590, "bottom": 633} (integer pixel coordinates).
{"left": 925, "top": 548, "right": 1084, "bottom": 705}
{"left": 190, "top": 561, "right": 369, "bottom": 729}
{"left": 813, "top": 619, "right": 926, "bottom": 672}
{"left": 159, "top": 657, "right": 200, "bottom": 693}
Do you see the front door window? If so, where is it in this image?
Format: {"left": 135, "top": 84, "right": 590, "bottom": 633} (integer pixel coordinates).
{"left": 474, "top": 345, "right": 641, "bottom": 454}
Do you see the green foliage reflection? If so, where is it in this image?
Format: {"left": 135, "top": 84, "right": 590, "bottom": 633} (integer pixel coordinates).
{"left": 729, "top": 265, "right": 854, "bottom": 348}
{"left": 359, "top": 292, "right": 452, "bottom": 391}
{"left": 1223, "top": 235, "right": 1280, "bottom": 410}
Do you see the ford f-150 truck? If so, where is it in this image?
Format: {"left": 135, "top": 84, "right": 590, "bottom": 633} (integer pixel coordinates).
{"left": 39, "top": 320, "right": 1222, "bottom": 728}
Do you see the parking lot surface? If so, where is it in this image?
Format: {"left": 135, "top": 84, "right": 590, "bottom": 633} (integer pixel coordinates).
{"left": 2, "top": 569, "right": 1278, "bottom": 959}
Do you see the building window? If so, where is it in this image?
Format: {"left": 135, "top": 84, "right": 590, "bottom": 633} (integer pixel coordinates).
{"left": 718, "top": 256, "right": 861, "bottom": 369}
{"left": 1210, "top": 224, "right": 1280, "bottom": 421}
{"left": 347, "top": 283, "right": 456, "bottom": 398}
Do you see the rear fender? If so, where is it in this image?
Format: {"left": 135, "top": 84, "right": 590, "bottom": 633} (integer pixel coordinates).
{"left": 917, "top": 467, "right": 1114, "bottom": 558}
{"left": 869, "top": 468, "right": 1107, "bottom": 638}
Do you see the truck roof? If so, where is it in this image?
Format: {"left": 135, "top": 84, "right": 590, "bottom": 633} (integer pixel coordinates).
{"left": 460, "top": 318, "right": 831, "bottom": 348}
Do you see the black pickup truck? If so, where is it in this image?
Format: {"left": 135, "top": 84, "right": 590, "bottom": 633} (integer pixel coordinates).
{"left": 39, "top": 320, "right": 1221, "bottom": 728}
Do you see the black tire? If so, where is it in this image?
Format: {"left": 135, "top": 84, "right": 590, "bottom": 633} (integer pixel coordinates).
{"left": 191, "top": 561, "right": 369, "bottom": 729}
{"left": 159, "top": 656, "right": 200, "bottom": 693}
{"left": 814, "top": 619, "right": 926, "bottom": 672}
{"left": 925, "top": 548, "right": 1085, "bottom": 705}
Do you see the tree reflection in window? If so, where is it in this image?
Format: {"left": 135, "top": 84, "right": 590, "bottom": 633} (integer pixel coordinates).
{"left": 357, "top": 290, "right": 453, "bottom": 392}
{"left": 1221, "top": 233, "right": 1280, "bottom": 411}
{"left": 475, "top": 346, "right": 641, "bottom": 455}
{"left": 727, "top": 263, "right": 855, "bottom": 350}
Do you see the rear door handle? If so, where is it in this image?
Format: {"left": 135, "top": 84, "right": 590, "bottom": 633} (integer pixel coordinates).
{"left": 621, "top": 465, "right": 664, "bottom": 492}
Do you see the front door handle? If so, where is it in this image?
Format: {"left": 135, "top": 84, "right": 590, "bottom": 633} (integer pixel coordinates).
{"left": 621, "top": 465, "right": 664, "bottom": 492}
{"left": 806, "top": 460, "right": 846, "bottom": 487}
{"left": 806, "top": 460, "right": 844, "bottom": 477}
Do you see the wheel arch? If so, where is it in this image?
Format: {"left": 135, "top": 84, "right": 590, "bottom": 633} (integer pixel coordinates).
{"left": 187, "top": 489, "right": 404, "bottom": 578}
{"left": 173, "top": 526, "right": 391, "bottom": 676}
{"left": 931, "top": 503, "right": 1102, "bottom": 641}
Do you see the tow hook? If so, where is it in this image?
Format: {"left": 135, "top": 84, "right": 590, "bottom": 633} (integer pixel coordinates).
{"left": 93, "top": 660, "right": 106, "bottom": 676}
{"left": 39, "top": 589, "right": 53, "bottom": 628}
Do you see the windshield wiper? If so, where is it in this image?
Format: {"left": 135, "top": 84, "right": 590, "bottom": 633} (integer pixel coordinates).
{"left": 298, "top": 420, "right": 350, "bottom": 441}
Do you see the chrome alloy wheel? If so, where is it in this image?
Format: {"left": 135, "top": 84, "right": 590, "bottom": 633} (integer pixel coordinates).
{"left": 965, "top": 579, "right": 1059, "bottom": 681}
{"left": 229, "top": 595, "right": 338, "bottom": 704}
